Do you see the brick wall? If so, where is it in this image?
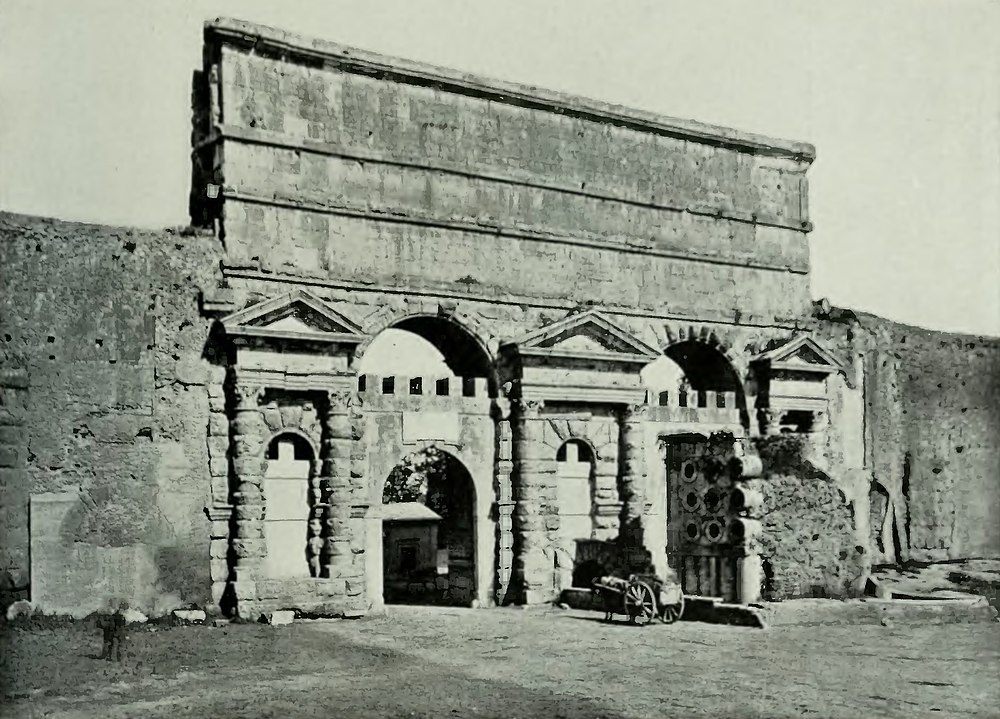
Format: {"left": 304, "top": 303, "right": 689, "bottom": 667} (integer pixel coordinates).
{"left": 0, "top": 212, "right": 224, "bottom": 615}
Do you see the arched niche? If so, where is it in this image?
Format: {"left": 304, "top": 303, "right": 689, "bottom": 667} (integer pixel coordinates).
{"left": 261, "top": 432, "right": 319, "bottom": 580}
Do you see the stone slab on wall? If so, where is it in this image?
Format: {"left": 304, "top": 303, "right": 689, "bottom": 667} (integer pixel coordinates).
{"left": 222, "top": 205, "right": 811, "bottom": 325}
{"left": 30, "top": 492, "right": 167, "bottom": 617}
{"left": 215, "top": 40, "right": 811, "bottom": 228}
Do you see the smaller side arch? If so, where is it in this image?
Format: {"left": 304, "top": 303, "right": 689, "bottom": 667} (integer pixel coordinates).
{"left": 541, "top": 418, "right": 617, "bottom": 462}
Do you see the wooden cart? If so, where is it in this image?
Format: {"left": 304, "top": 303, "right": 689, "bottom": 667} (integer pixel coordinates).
{"left": 592, "top": 574, "right": 685, "bottom": 626}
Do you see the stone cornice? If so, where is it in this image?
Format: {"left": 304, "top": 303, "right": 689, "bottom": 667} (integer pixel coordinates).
{"left": 515, "top": 346, "right": 653, "bottom": 365}
{"left": 221, "top": 267, "right": 806, "bottom": 332}
{"left": 205, "top": 18, "right": 816, "bottom": 163}
{"left": 517, "top": 381, "right": 647, "bottom": 406}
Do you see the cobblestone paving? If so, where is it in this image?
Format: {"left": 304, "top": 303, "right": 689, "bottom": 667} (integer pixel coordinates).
{"left": 3, "top": 605, "right": 999, "bottom": 718}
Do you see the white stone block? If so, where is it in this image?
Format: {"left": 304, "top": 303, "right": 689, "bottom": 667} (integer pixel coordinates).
{"left": 265, "top": 610, "right": 295, "bottom": 626}
{"left": 123, "top": 608, "right": 148, "bottom": 624}
{"left": 172, "top": 609, "right": 207, "bottom": 623}
{"left": 5, "top": 600, "right": 33, "bottom": 621}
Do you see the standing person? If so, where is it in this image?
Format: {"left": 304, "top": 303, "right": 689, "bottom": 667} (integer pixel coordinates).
{"left": 100, "top": 600, "right": 128, "bottom": 662}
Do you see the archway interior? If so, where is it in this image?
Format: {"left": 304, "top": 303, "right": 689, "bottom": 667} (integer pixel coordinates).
{"left": 642, "top": 342, "right": 743, "bottom": 409}
{"left": 381, "top": 447, "right": 476, "bottom": 606}
{"left": 359, "top": 316, "right": 494, "bottom": 387}
{"left": 262, "top": 432, "right": 317, "bottom": 579}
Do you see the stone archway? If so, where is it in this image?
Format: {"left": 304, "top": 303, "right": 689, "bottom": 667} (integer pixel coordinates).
{"left": 380, "top": 448, "right": 478, "bottom": 607}
{"left": 357, "top": 307, "right": 499, "bottom": 391}
{"left": 657, "top": 337, "right": 749, "bottom": 428}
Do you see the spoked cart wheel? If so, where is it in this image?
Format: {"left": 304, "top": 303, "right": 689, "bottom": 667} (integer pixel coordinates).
{"left": 659, "top": 593, "right": 685, "bottom": 624}
{"left": 624, "top": 581, "right": 657, "bottom": 626}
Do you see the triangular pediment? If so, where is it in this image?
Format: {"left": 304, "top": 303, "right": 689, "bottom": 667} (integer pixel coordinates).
{"left": 752, "top": 334, "right": 843, "bottom": 374}
{"left": 505, "top": 309, "right": 661, "bottom": 363}
{"left": 221, "top": 290, "right": 364, "bottom": 345}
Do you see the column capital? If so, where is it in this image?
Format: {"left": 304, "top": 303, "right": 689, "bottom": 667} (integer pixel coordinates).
{"left": 513, "top": 398, "right": 544, "bottom": 419}
{"left": 324, "top": 387, "right": 354, "bottom": 409}
{"left": 232, "top": 381, "right": 266, "bottom": 407}
{"left": 623, "top": 402, "right": 650, "bottom": 421}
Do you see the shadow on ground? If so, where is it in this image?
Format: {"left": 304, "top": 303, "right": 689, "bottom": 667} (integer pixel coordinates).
{"left": 1, "top": 622, "right": 626, "bottom": 719}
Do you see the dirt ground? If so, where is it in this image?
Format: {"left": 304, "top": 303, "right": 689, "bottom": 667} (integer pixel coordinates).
{"left": 2, "top": 605, "right": 999, "bottom": 719}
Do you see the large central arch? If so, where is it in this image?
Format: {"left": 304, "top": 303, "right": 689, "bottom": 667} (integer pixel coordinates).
{"left": 357, "top": 312, "right": 499, "bottom": 394}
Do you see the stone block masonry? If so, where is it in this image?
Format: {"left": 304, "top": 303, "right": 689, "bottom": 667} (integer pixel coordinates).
{"left": 195, "top": 18, "right": 815, "bottom": 328}
{"left": 0, "top": 212, "right": 225, "bottom": 616}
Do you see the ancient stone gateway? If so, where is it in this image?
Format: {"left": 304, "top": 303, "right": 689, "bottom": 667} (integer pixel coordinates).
{"left": 186, "top": 18, "right": 848, "bottom": 618}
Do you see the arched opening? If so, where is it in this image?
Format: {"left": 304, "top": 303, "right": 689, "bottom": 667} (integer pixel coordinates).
{"left": 358, "top": 315, "right": 495, "bottom": 393}
{"left": 381, "top": 447, "right": 477, "bottom": 606}
{"left": 262, "top": 432, "right": 318, "bottom": 579}
{"left": 664, "top": 341, "right": 741, "bottom": 395}
{"left": 642, "top": 342, "right": 745, "bottom": 417}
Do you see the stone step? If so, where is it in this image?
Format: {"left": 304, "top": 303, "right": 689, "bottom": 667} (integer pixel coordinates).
{"left": 559, "top": 589, "right": 999, "bottom": 627}
{"left": 756, "top": 597, "right": 999, "bottom": 627}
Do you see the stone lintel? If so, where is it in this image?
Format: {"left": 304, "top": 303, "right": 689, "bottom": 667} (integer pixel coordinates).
{"left": 517, "top": 383, "right": 646, "bottom": 407}
{"left": 233, "top": 368, "right": 357, "bottom": 394}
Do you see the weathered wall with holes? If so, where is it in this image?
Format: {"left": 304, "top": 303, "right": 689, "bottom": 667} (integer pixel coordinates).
{"left": 808, "top": 310, "right": 1000, "bottom": 564}
{"left": 753, "top": 437, "right": 865, "bottom": 599}
{"left": 871, "top": 318, "right": 1000, "bottom": 561}
{"left": 195, "top": 19, "right": 815, "bottom": 328}
{"left": 0, "top": 212, "right": 224, "bottom": 615}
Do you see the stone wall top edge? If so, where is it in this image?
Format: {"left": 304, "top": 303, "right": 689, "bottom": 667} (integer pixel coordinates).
{"left": 204, "top": 17, "right": 817, "bottom": 162}
{"left": 0, "top": 210, "right": 204, "bottom": 240}
{"left": 851, "top": 310, "right": 1000, "bottom": 347}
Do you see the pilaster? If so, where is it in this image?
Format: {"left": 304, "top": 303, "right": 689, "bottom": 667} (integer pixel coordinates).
{"left": 494, "top": 400, "right": 515, "bottom": 604}
{"left": 512, "top": 398, "right": 558, "bottom": 604}
{"left": 618, "top": 403, "right": 649, "bottom": 569}
{"left": 319, "top": 388, "right": 355, "bottom": 580}
{"left": 227, "top": 377, "right": 268, "bottom": 615}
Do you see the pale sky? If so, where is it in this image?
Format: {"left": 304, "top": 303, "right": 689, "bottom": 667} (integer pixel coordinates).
{"left": 2, "top": 0, "right": 998, "bottom": 336}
